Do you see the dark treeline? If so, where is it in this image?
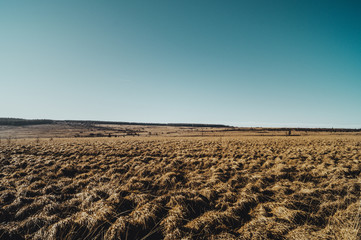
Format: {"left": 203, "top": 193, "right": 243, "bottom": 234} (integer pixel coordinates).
{"left": 0, "top": 118, "right": 228, "bottom": 128}
{"left": 63, "top": 120, "right": 229, "bottom": 128}
{"left": 227, "top": 127, "right": 361, "bottom": 133}
{"left": 0, "top": 118, "right": 54, "bottom": 126}
{"left": 1, "top": 118, "right": 360, "bottom": 132}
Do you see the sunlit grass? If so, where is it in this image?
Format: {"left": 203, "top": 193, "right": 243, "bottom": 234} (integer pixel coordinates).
{"left": 0, "top": 136, "right": 360, "bottom": 239}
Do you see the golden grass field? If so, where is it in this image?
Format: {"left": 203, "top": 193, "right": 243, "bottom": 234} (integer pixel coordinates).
{"left": 0, "top": 133, "right": 360, "bottom": 239}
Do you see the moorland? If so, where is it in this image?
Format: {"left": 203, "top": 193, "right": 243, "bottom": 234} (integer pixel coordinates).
{"left": 0, "top": 120, "right": 360, "bottom": 239}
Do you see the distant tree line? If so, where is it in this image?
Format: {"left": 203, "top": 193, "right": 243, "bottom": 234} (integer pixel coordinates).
{"left": 3, "top": 118, "right": 358, "bottom": 132}
{"left": 63, "top": 120, "right": 230, "bottom": 128}
{"left": 0, "top": 118, "right": 230, "bottom": 128}
{"left": 0, "top": 118, "right": 53, "bottom": 126}
{"left": 225, "top": 127, "right": 361, "bottom": 133}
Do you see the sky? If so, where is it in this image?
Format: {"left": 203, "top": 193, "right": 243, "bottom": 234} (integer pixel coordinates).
{"left": 1, "top": 0, "right": 360, "bottom": 128}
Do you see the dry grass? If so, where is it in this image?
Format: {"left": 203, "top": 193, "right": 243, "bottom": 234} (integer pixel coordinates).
{"left": 0, "top": 135, "right": 360, "bottom": 239}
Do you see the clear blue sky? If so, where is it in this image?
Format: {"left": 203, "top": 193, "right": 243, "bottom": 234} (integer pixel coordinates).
{"left": 1, "top": 1, "right": 360, "bottom": 127}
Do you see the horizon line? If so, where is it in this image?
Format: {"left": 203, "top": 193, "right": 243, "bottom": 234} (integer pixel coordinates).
{"left": 1, "top": 117, "right": 360, "bottom": 130}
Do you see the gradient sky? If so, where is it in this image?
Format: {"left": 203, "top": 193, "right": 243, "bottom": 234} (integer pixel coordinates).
{"left": 1, "top": 1, "right": 360, "bottom": 127}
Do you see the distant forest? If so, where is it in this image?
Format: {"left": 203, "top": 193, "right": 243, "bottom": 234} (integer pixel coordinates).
{"left": 1, "top": 118, "right": 360, "bottom": 132}
{"left": 0, "top": 118, "right": 54, "bottom": 126}
{"left": 227, "top": 127, "right": 361, "bottom": 133}
{"left": 63, "top": 120, "right": 229, "bottom": 128}
{"left": 0, "top": 118, "right": 228, "bottom": 128}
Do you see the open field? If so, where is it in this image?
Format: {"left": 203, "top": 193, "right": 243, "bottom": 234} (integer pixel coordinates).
{"left": 1, "top": 119, "right": 360, "bottom": 140}
{"left": 1, "top": 134, "right": 360, "bottom": 239}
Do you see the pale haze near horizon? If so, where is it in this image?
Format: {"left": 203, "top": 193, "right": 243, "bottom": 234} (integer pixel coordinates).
{"left": 1, "top": 1, "right": 360, "bottom": 128}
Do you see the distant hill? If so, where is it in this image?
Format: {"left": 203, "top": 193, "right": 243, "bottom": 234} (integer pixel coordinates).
{"left": 0, "top": 118, "right": 54, "bottom": 126}
{"left": 226, "top": 127, "right": 361, "bottom": 133}
{"left": 62, "top": 120, "right": 230, "bottom": 128}
{"left": 0, "top": 118, "right": 229, "bottom": 128}
{"left": 1, "top": 118, "right": 360, "bottom": 132}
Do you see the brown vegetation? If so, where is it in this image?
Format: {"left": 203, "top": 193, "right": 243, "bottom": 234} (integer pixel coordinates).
{"left": 0, "top": 135, "right": 360, "bottom": 239}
